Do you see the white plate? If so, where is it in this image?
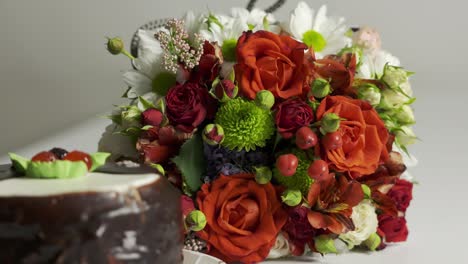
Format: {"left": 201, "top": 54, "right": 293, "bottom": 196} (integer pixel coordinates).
{"left": 183, "top": 249, "right": 226, "bottom": 264}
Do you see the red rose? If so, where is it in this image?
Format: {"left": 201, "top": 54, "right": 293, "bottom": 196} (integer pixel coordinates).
{"left": 316, "top": 96, "right": 390, "bottom": 178}
{"left": 275, "top": 98, "right": 315, "bottom": 139}
{"left": 166, "top": 82, "right": 217, "bottom": 133}
{"left": 235, "top": 30, "right": 313, "bottom": 100}
{"left": 378, "top": 214, "right": 409, "bottom": 243}
{"left": 196, "top": 173, "right": 287, "bottom": 263}
{"left": 141, "top": 108, "right": 163, "bottom": 127}
{"left": 388, "top": 179, "right": 413, "bottom": 212}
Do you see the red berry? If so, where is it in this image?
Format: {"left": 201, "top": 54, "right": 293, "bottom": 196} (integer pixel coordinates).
{"left": 308, "top": 160, "right": 330, "bottom": 181}
{"left": 322, "top": 131, "right": 343, "bottom": 150}
{"left": 295, "top": 126, "right": 318, "bottom": 150}
{"left": 31, "top": 151, "right": 57, "bottom": 162}
{"left": 63, "top": 151, "right": 92, "bottom": 170}
{"left": 276, "top": 154, "right": 299, "bottom": 177}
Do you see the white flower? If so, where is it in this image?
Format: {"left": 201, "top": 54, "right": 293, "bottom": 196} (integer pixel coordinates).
{"left": 339, "top": 200, "right": 378, "bottom": 248}
{"left": 380, "top": 81, "right": 413, "bottom": 109}
{"left": 357, "top": 85, "right": 381, "bottom": 106}
{"left": 98, "top": 123, "right": 139, "bottom": 161}
{"left": 396, "top": 126, "right": 417, "bottom": 146}
{"left": 123, "top": 30, "right": 165, "bottom": 99}
{"left": 333, "top": 239, "right": 350, "bottom": 254}
{"left": 393, "top": 143, "right": 418, "bottom": 181}
{"left": 285, "top": 2, "right": 351, "bottom": 58}
{"left": 357, "top": 49, "right": 400, "bottom": 79}
{"left": 199, "top": 8, "right": 277, "bottom": 47}
{"left": 267, "top": 233, "right": 291, "bottom": 259}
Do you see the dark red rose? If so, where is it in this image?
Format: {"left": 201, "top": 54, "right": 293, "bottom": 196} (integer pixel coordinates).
{"left": 141, "top": 108, "right": 163, "bottom": 127}
{"left": 388, "top": 179, "right": 413, "bottom": 212}
{"left": 275, "top": 98, "right": 314, "bottom": 139}
{"left": 378, "top": 214, "right": 409, "bottom": 243}
{"left": 282, "top": 206, "right": 316, "bottom": 256}
{"left": 166, "top": 82, "right": 217, "bottom": 133}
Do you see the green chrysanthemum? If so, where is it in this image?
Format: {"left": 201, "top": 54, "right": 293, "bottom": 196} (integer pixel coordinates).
{"left": 273, "top": 148, "right": 313, "bottom": 196}
{"left": 215, "top": 98, "right": 275, "bottom": 151}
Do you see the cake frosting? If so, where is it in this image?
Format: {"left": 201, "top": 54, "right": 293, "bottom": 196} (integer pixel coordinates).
{"left": 0, "top": 167, "right": 183, "bottom": 264}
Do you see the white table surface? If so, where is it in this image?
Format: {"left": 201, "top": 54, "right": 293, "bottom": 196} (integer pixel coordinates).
{"left": 0, "top": 117, "right": 465, "bottom": 264}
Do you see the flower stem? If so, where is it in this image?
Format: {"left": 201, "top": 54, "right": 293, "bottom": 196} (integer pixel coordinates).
{"left": 121, "top": 49, "right": 135, "bottom": 60}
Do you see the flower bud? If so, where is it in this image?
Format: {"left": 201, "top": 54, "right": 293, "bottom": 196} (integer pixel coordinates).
{"left": 254, "top": 166, "right": 272, "bottom": 184}
{"left": 380, "top": 89, "right": 409, "bottom": 109}
{"left": 320, "top": 113, "right": 341, "bottom": 134}
{"left": 202, "top": 124, "right": 224, "bottom": 145}
{"left": 281, "top": 189, "right": 302, "bottom": 207}
{"left": 141, "top": 108, "right": 164, "bottom": 127}
{"left": 310, "top": 78, "right": 331, "bottom": 99}
{"left": 107, "top": 37, "right": 124, "bottom": 55}
{"left": 255, "top": 90, "right": 275, "bottom": 109}
{"left": 396, "top": 126, "right": 417, "bottom": 146}
{"left": 314, "top": 235, "right": 338, "bottom": 254}
{"left": 363, "top": 233, "right": 382, "bottom": 251}
{"left": 185, "top": 210, "right": 207, "bottom": 232}
{"left": 395, "top": 105, "right": 415, "bottom": 124}
{"left": 357, "top": 84, "right": 381, "bottom": 106}
{"left": 361, "top": 184, "right": 371, "bottom": 199}
{"left": 213, "top": 79, "right": 238, "bottom": 102}
{"left": 382, "top": 65, "right": 409, "bottom": 89}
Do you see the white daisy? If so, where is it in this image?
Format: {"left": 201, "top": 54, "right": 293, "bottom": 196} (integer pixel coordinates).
{"left": 285, "top": 2, "right": 351, "bottom": 58}
{"left": 123, "top": 29, "right": 166, "bottom": 99}
{"left": 357, "top": 50, "right": 401, "bottom": 79}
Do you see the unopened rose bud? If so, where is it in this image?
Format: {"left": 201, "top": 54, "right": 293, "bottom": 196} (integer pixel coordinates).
{"left": 141, "top": 108, "right": 164, "bottom": 127}
{"left": 255, "top": 90, "right": 275, "bottom": 109}
{"left": 202, "top": 124, "right": 224, "bottom": 145}
{"left": 107, "top": 37, "right": 124, "bottom": 55}
{"left": 395, "top": 105, "right": 415, "bottom": 124}
{"left": 382, "top": 65, "right": 410, "bottom": 89}
{"left": 396, "top": 126, "right": 417, "bottom": 146}
{"left": 380, "top": 88, "right": 411, "bottom": 109}
{"left": 185, "top": 210, "right": 207, "bottom": 232}
{"left": 254, "top": 166, "right": 272, "bottom": 184}
{"left": 310, "top": 78, "right": 331, "bottom": 99}
{"left": 314, "top": 235, "right": 338, "bottom": 254}
{"left": 213, "top": 79, "right": 238, "bottom": 102}
{"left": 320, "top": 113, "right": 341, "bottom": 134}
{"left": 361, "top": 184, "right": 371, "bottom": 199}
{"left": 281, "top": 189, "right": 302, "bottom": 207}
{"left": 363, "top": 233, "right": 382, "bottom": 251}
{"left": 106, "top": 37, "right": 135, "bottom": 59}
{"left": 357, "top": 84, "right": 381, "bottom": 106}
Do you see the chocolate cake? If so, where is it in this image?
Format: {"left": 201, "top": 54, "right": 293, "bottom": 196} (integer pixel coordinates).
{"left": 0, "top": 164, "right": 183, "bottom": 264}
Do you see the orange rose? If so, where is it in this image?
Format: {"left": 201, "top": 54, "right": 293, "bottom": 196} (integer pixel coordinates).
{"left": 317, "top": 96, "right": 389, "bottom": 178}
{"left": 196, "top": 173, "right": 287, "bottom": 263}
{"left": 235, "top": 30, "right": 312, "bottom": 100}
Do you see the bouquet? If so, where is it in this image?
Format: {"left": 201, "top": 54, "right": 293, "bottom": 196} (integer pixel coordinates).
{"left": 100, "top": 1, "right": 417, "bottom": 262}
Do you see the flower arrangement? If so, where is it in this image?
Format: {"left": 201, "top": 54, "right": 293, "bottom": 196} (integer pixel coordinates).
{"left": 101, "top": 1, "right": 417, "bottom": 262}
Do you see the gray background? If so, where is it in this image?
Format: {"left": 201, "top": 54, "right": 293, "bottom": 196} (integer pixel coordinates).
{"left": 0, "top": 0, "right": 467, "bottom": 263}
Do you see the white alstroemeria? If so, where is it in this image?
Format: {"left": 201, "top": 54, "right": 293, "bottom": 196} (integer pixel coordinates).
{"left": 267, "top": 233, "right": 291, "bottom": 259}
{"left": 339, "top": 200, "right": 378, "bottom": 248}
{"left": 285, "top": 2, "right": 351, "bottom": 58}
{"left": 123, "top": 29, "right": 165, "bottom": 99}
{"left": 357, "top": 49, "right": 400, "bottom": 79}
{"left": 98, "top": 123, "right": 139, "bottom": 161}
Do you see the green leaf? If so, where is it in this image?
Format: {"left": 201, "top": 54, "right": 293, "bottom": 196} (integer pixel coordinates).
{"left": 90, "top": 152, "right": 111, "bottom": 171}
{"left": 27, "top": 160, "right": 88, "bottom": 179}
{"left": 172, "top": 133, "right": 206, "bottom": 193}
{"left": 362, "top": 184, "right": 372, "bottom": 199}
{"left": 9, "top": 153, "right": 29, "bottom": 174}
{"left": 141, "top": 125, "right": 154, "bottom": 131}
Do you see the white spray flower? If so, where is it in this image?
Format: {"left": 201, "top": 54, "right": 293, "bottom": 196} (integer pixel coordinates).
{"left": 267, "top": 233, "right": 291, "bottom": 259}
{"left": 339, "top": 200, "right": 378, "bottom": 248}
